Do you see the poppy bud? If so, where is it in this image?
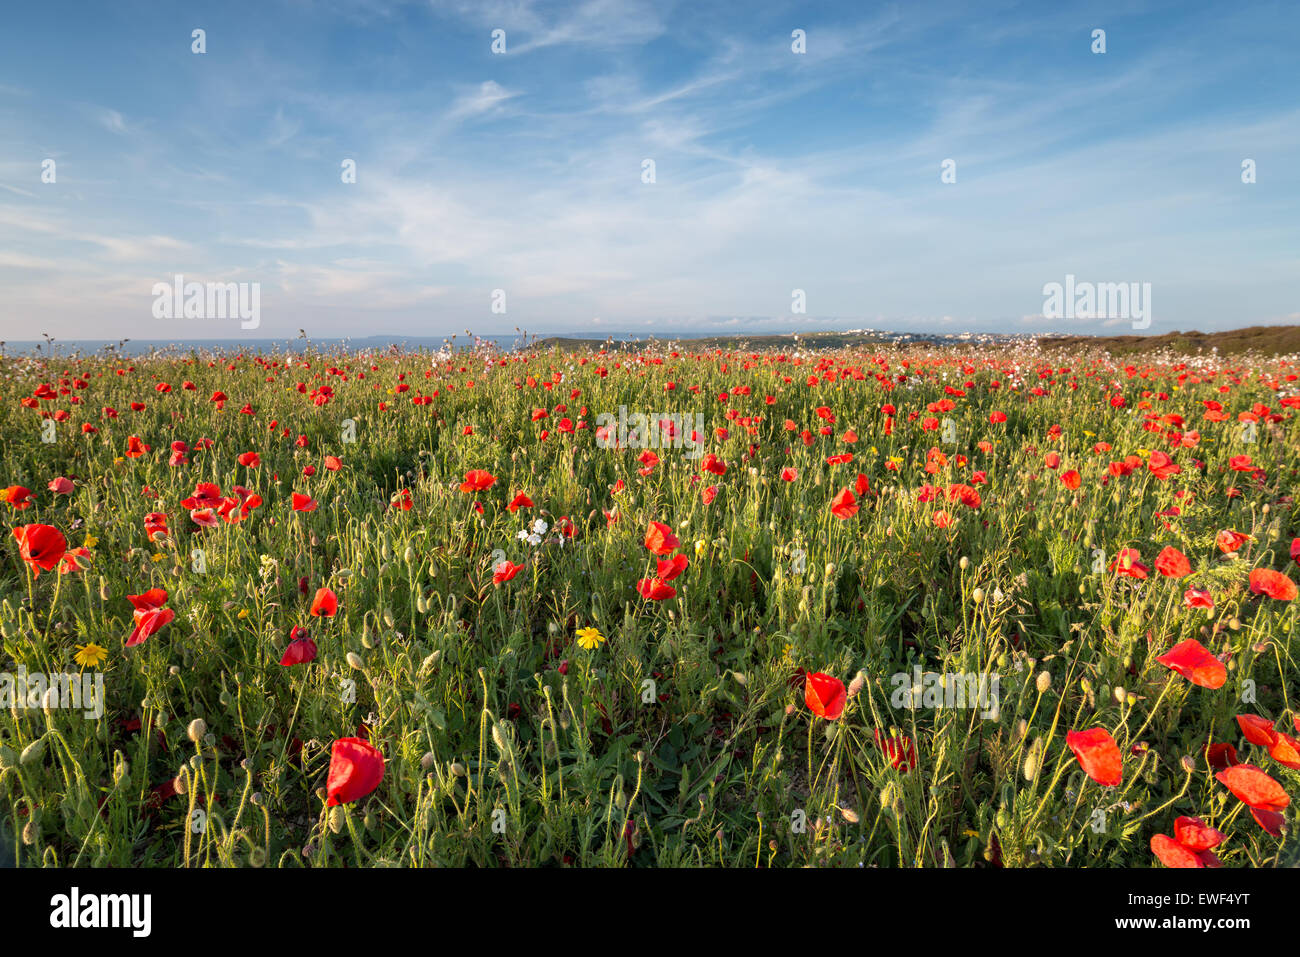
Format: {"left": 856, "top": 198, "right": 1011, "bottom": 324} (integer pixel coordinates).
{"left": 420, "top": 752, "right": 435, "bottom": 771}
{"left": 187, "top": 718, "right": 207, "bottom": 742}
{"left": 347, "top": 652, "right": 364, "bottom": 670}
{"left": 1023, "top": 739, "right": 1042, "bottom": 780}
{"left": 1035, "top": 672, "right": 1051, "bottom": 694}
{"left": 450, "top": 762, "right": 466, "bottom": 777}
{"left": 20, "top": 736, "right": 47, "bottom": 766}
{"left": 972, "top": 587, "right": 985, "bottom": 604}
{"left": 22, "top": 820, "right": 37, "bottom": 846}
{"left": 329, "top": 806, "right": 345, "bottom": 833}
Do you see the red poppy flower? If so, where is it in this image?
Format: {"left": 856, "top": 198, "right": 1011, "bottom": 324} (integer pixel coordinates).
{"left": 47, "top": 477, "right": 74, "bottom": 495}
{"left": 127, "top": 588, "right": 168, "bottom": 612}
{"left": 1183, "top": 587, "right": 1214, "bottom": 610}
{"left": 1249, "top": 568, "right": 1297, "bottom": 602}
{"left": 635, "top": 577, "right": 676, "bottom": 601}
{"left": 127, "top": 605, "right": 175, "bottom": 647}
{"left": 389, "top": 489, "right": 413, "bottom": 511}
{"left": 643, "top": 521, "right": 680, "bottom": 555}
{"left": 1146, "top": 451, "right": 1181, "bottom": 479}
{"left": 291, "top": 493, "right": 318, "bottom": 512}
{"left": 178, "top": 483, "right": 220, "bottom": 510}
{"left": 1155, "top": 638, "right": 1226, "bottom": 689}
{"left": 780, "top": 467, "right": 798, "bottom": 482}
{"left": 656, "top": 554, "right": 689, "bottom": 582}
{"left": 310, "top": 587, "right": 338, "bottom": 617}
{"left": 2, "top": 486, "right": 33, "bottom": 510}
{"left": 1217, "top": 763, "right": 1289, "bottom": 812}
{"left": 325, "top": 737, "right": 385, "bottom": 807}
{"left": 1066, "top": 727, "right": 1123, "bottom": 786}
{"left": 459, "top": 469, "right": 497, "bottom": 493}
{"left": 875, "top": 729, "right": 917, "bottom": 770}
{"left": 1060, "top": 470, "right": 1081, "bottom": 490}
{"left": 1205, "top": 742, "right": 1239, "bottom": 771}
{"left": 1291, "top": 537, "right": 1300, "bottom": 567}
{"left": 1173, "top": 815, "right": 1227, "bottom": 853}
{"left": 58, "top": 547, "right": 91, "bottom": 573}
{"left": 804, "top": 672, "right": 846, "bottom": 720}
{"left": 324, "top": 456, "right": 342, "bottom": 471}
{"left": 12, "top": 524, "right": 67, "bottom": 577}
{"left": 1150, "top": 834, "right": 1206, "bottom": 869}
{"left": 280, "top": 627, "right": 318, "bottom": 666}
{"left": 701, "top": 484, "right": 717, "bottom": 505}
{"left": 1151, "top": 818, "right": 1224, "bottom": 868}
{"left": 1109, "top": 547, "right": 1147, "bottom": 578}
{"left": 1216, "top": 529, "right": 1251, "bottom": 554}
{"left": 1236, "top": 714, "right": 1278, "bottom": 747}
{"left": 1250, "top": 806, "right": 1286, "bottom": 836}
{"left": 492, "top": 560, "right": 523, "bottom": 584}
{"left": 237, "top": 451, "right": 260, "bottom": 467}
{"left": 507, "top": 493, "right": 533, "bottom": 512}
{"left": 830, "top": 488, "right": 858, "bottom": 520}
{"left": 1154, "top": 546, "right": 1191, "bottom": 579}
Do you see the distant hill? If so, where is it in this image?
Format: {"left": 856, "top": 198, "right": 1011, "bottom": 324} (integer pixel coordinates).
{"left": 1037, "top": 325, "right": 1300, "bottom": 356}
{"left": 531, "top": 325, "right": 1300, "bottom": 355}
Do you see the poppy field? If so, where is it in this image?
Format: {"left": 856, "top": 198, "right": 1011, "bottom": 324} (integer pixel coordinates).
{"left": 1, "top": 340, "right": 1298, "bottom": 869}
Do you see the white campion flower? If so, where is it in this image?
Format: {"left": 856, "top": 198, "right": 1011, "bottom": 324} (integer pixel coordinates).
{"left": 532, "top": 519, "right": 549, "bottom": 536}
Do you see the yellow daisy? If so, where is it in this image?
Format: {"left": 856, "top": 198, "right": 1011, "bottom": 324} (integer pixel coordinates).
{"left": 575, "top": 626, "right": 605, "bottom": 650}
{"left": 74, "top": 643, "right": 108, "bottom": 669}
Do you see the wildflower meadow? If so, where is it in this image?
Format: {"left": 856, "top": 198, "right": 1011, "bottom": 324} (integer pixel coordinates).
{"left": 1, "top": 340, "right": 1297, "bottom": 870}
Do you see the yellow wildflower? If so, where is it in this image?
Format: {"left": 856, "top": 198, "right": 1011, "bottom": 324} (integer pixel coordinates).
{"left": 74, "top": 643, "right": 108, "bottom": 668}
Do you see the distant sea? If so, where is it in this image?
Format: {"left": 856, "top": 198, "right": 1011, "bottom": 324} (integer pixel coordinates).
{"left": 0, "top": 332, "right": 694, "bottom": 357}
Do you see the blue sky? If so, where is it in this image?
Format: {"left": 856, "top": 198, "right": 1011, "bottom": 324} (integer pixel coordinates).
{"left": 1, "top": 0, "right": 1297, "bottom": 340}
